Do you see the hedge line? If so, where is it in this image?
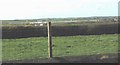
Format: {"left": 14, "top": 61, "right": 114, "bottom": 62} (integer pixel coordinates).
{"left": 2, "top": 23, "right": 119, "bottom": 39}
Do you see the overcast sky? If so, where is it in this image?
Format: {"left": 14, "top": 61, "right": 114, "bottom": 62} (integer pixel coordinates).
{"left": 0, "top": 0, "right": 119, "bottom": 20}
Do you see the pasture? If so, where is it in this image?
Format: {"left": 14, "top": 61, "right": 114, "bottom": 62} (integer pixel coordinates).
{"left": 2, "top": 34, "right": 118, "bottom": 62}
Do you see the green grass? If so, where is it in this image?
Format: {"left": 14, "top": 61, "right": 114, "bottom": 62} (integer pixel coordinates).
{"left": 2, "top": 34, "right": 118, "bottom": 61}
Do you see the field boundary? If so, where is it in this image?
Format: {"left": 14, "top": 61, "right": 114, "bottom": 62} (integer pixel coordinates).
{"left": 2, "top": 23, "right": 118, "bottom": 39}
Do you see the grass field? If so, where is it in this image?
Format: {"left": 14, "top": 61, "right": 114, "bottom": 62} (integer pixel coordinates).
{"left": 2, "top": 34, "right": 118, "bottom": 61}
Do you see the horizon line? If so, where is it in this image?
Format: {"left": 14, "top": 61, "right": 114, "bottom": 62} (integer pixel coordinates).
{"left": 0, "top": 15, "right": 118, "bottom": 20}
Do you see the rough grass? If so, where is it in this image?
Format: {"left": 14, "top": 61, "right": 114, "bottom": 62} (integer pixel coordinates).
{"left": 2, "top": 34, "right": 118, "bottom": 61}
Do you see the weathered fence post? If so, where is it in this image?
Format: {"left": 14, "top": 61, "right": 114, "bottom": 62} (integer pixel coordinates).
{"left": 47, "top": 22, "right": 52, "bottom": 58}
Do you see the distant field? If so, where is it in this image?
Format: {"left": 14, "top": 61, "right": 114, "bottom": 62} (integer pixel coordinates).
{"left": 2, "top": 34, "right": 118, "bottom": 61}
{"left": 2, "top": 22, "right": 118, "bottom": 39}
{"left": 2, "top": 21, "right": 118, "bottom": 27}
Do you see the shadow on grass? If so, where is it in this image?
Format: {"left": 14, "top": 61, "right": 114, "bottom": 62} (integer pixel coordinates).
{"left": 2, "top": 53, "right": 119, "bottom": 63}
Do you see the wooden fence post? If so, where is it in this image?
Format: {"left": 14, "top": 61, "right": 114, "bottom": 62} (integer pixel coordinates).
{"left": 47, "top": 22, "right": 52, "bottom": 58}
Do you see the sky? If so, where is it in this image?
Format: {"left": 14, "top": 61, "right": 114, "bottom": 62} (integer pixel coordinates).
{"left": 0, "top": 0, "right": 119, "bottom": 20}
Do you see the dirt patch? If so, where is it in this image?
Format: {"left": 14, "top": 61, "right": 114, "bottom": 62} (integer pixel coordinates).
{"left": 2, "top": 53, "right": 118, "bottom": 63}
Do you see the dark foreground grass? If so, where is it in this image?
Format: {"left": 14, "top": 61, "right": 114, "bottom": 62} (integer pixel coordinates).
{"left": 2, "top": 34, "right": 118, "bottom": 61}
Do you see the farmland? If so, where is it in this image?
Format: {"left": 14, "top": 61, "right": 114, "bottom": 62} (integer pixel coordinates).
{"left": 2, "top": 22, "right": 118, "bottom": 39}
{"left": 2, "top": 34, "right": 118, "bottom": 62}
{"left": 1, "top": 16, "right": 119, "bottom": 63}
